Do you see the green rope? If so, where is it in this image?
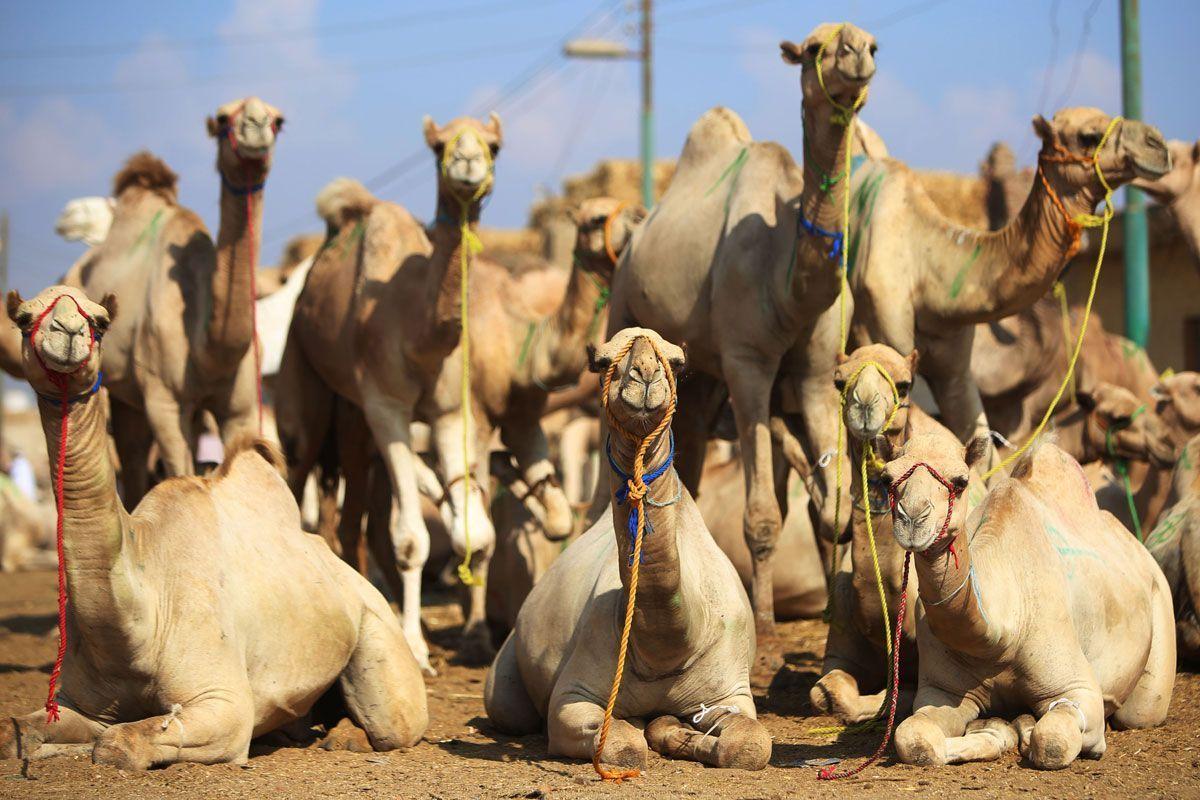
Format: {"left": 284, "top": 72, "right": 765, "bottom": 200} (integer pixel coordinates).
{"left": 133, "top": 209, "right": 165, "bottom": 251}
{"left": 516, "top": 321, "right": 538, "bottom": 369}
{"left": 705, "top": 147, "right": 749, "bottom": 205}
{"left": 1105, "top": 404, "right": 1146, "bottom": 541}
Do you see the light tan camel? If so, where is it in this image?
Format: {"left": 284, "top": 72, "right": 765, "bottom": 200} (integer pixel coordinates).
{"left": 1144, "top": 371, "right": 1200, "bottom": 466}
{"left": 256, "top": 233, "right": 324, "bottom": 298}
{"left": 485, "top": 328, "right": 771, "bottom": 772}
{"left": 884, "top": 429, "right": 1174, "bottom": 769}
{"left": 0, "top": 472, "right": 53, "bottom": 572}
{"left": 607, "top": 23, "right": 880, "bottom": 634}
{"left": 811, "top": 345, "right": 985, "bottom": 724}
{"left": 1135, "top": 138, "right": 1200, "bottom": 268}
{"left": 55, "top": 197, "right": 115, "bottom": 247}
{"left": 1146, "top": 434, "right": 1200, "bottom": 662}
{"left": 277, "top": 115, "right": 502, "bottom": 674}
{"left": 0, "top": 286, "right": 427, "bottom": 769}
{"left": 65, "top": 97, "right": 285, "bottom": 508}
{"left": 847, "top": 109, "right": 1170, "bottom": 470}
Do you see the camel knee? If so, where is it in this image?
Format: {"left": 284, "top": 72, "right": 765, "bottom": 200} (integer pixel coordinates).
{"left": 894, "top": 715, "right": 948, "bottom": 766}
{"left": 743, "top": 510, "right": 781, "bottom": 560}
{"left": 1026, "top": 713, "right": 1082, "bottom": 770}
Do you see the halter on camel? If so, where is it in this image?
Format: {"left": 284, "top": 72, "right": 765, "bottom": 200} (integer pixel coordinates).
{"left": 22, "top": 294, "right": 104, "bottom": 723}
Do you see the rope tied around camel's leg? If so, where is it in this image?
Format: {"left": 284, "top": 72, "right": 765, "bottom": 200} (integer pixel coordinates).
{"left": 161, "top": 704, "right": 185, "bottom": 754}
{"left": 692, "top": 703, "right": 741, "bottom": 737}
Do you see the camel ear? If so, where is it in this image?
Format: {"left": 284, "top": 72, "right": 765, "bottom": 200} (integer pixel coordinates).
{"left": 6, "top": 290, "right": 27, "bottom": 326}
{"left": 206, "top": 116, "right": 222, "bottom": 138}
{"left": 627, "top": 204, "right": 648, "bottom": 226}
{"left": 779, "top": 40, "right": 805, "bottom": 66}
{"left": 586, "top": 343, "right": 610, "bottom": 374}
{"left": 907, "top": 349, "right": 920, "bottom": 374}
{"left": 1031, "top": 114, "right": 1054, "bottom": 142}
{"left": 666, "top": 343, "right": 686, "bottom": 376}
{"left": 835, "top": 352, "right": 849, "bottom": 365}
{"left": 97, "top": 292, "right": 118, "bottom": 329}
{"left": 422, "top": 115, "right": 441, "bottom": 149}
{"left": 485, "top": 112, "right": 503, "bottom": 150}
{"left": 964, "top": 435, "right": 991, "bottom": 471}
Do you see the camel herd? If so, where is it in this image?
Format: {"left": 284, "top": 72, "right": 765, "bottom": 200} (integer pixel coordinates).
{"left": 1, "top": 19, "right": 1199, "bottom": 783}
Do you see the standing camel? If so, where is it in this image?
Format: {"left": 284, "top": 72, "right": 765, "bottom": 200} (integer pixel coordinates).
{"left": 846, "top": 108, "right": 1170, "bottom": 468}
{"left": 66, "top": 97, "right": 285, "bottom": 507}
{"left": 883, "top": 430, "right": 1174, "bottom": 769}
{"left": 485, "top": 328, "right": 771, "bottom": 773}
{"left": 1, "top": 286, "right": 427, "bottom": 769}
{"left": 276, "top": 114, "right": 502, "bottom": 674}
{"left": 1135, "top": 138, "right": 1200, "bottom": 269}
{"left": 607, "top": 22, "right": 880, "bottom": 634}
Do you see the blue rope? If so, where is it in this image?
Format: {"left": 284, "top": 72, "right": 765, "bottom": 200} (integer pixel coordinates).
{"left": 796, "top": 207, "right": 843, "bottom": 261}
{"left": 219, "top": 172, "right": 265, "bottom": 196}
{"left": 40, "top": 372, "right": 103, "bottom": 407}
{"left": 969, "top": 564, "right": 990, "bottom": 627}
{"left": 605, "top": 433, "right": 675, "bottom": 565}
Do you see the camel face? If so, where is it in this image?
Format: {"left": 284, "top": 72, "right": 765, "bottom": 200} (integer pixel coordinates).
{"left": 6, "top": 286, "right": 114, "bottom": 397}
{"left": 1139, "top": 139, "right": 1200, "bottom": 201}
{"left": 589, "top": 328, "right": 684, "bottom": 438}
{"left": 834, "top": 344, "right": 917, "bottom": 442}
{"left": 208, "top": 96, "right": 285, "bottom": 166}
{"left": 1078, "top": 382, "right": 1152, "bottom": 462}
{"left": 1149, "top": 371, "right": 1200, "bottom": 464}
{"left": 780, "top": 22, "right": 877, "bottom": 109}
{"left": 1034, "top": 108, "right": 1170, "bottom": 187}
{"left": 883, "top": 430, "right": 983, "bottom": 552}
{"left": 574, "top": 198, "right": 646, "bottom": 274}
{"left": 424, "top": 113, "right": 503, "bottom": 203}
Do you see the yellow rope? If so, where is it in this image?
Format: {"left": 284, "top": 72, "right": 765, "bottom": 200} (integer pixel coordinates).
{"left": 441, "top": 128, "right": 493, "bottom": 586}
{"left": 984, "top": 115, "right": 1122, "bottom": 480}
{"left": 1052, "top": 281, "right": 1075, "bottom": 404}
{"left": 593, "top": 336, "right": 678, "bottom": 783}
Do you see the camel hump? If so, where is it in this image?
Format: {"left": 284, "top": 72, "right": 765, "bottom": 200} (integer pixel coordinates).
{"left": 316, "top": 177, "right": 376, "bottom": 229}
{"left": 678, "top": 107, "right": 752, "bottom": 167}
{"left": 216, "top": 434, "right": 287, "bottom": 480}
{"left": 112, "top": 151, "right": 179, "bottom": 204}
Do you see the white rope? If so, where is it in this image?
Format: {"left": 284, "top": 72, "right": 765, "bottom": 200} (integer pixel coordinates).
{"left": 1047, "top": 697, "right": 1087, "bottom": 731}
{"left": 817, "top": 451, "right": 834, "bottom": 469}
{"left": 160, "top": 703, "right": 185, "bottom": 753}
{"left": 692, "top": 703, "right": 740, "bottom": 736}
{"left": 990, "top": 430, "right": 1015, "bottom": 450}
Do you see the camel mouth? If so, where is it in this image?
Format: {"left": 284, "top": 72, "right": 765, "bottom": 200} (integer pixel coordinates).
{"left": 1131, "top": 150, "right": 1170, "bottom": 180}
{"left": 38, "top": 348, "right": 86, "bottom": 374}
{"left": 235, "top": 144, "right": 271, "bottom": 161}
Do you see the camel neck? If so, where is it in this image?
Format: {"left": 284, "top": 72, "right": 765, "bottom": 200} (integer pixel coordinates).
{"left": 426, "top": 191, "right": 483, "bottom": 352}
{"left": 923, "top": 159, "right": 1106, "bottom": 324}
{"left": 208, "top": 162, "right": 268, "bottom": 359}
{"left": 847, "top": 421, "right": 911, "bottom": 622}
{"left": 789, "top": 101, "right": 854, "bottom": 304}
{"left": 37, "top": 391, "right": 134, "bottom": 637}
{"left": 527, "top": 258, "right": 611, "bottom": 389}
{"left": 1124, "top": 458, "right": 1172, "bottom": 533}
{"left": 606, "top": 431, "right": 695, "bottom": 670}
{"left": 914, "top": 524, "right": 997, "bottom": 659}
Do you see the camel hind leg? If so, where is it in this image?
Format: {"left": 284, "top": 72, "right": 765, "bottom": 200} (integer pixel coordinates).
{"left": 1112, "top": 565, "right": 1176, "bottom": 730}
{"left": 483, "top": 631, "right": 541, "bottom": 735}
{"left": 338, "top": 601, "right": 429, "bottom": 751}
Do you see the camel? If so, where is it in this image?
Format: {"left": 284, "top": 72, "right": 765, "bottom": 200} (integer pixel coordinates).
{"left": 811, "top": 345, "right": 985, "bottom": 724}
{"left": 1135, "top": 138, "right": 1200, "bottom": 268}
{"left": 1145, "top": 434, "right": 1200, "bottom": 662}
{"left": 65, "top": 97, "right": 285, "bottom": 508}
{"left": 846, "top": 108, "right": 1170, "bottom": 472}
{"left": 607, "top": 22, "right": 880, "bottom": 634}
{"left": 0, "top": 315, "right": 18, "bottom": 378}
{"left": 55, "top": 197, "right": 115, "bottom": 247}
{"left": 256, "top": 233, "right": 324, "bottom": 298}
{"left": 1144, "top": 371, "right": 1200, "bottom": 466}
{"left": 276, "top": 114, "right": 503, "bottom": 674}
{"left": 0, "top": 470, "right": 53, "bottom": 572}
{"left": 0, "top": 285, "right": 427, "bottom": 769}
{"left": 484, "top": 328, "right": 771, "bottom": 772}
{"left": 881, "top": 429, "right": 1174, "bottom": 770}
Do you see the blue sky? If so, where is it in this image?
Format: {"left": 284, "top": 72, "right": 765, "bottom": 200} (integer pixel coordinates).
{"left": 2, "top": 0, "right": 1199, "bottom": 295}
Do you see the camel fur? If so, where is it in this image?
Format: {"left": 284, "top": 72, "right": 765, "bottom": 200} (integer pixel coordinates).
{"left": 0, "top": 286, "right": 427, "bottom": 769}
{"left": 1135, "top": 138, "right": 1200, "bottom": 270}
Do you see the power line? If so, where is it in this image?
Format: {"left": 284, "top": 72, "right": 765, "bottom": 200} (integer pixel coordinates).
{"left": 0, "top": 0, "right": 568, "bottom": 61}
{"left": 863, "top": 0, "right": 952, "bottom": 29}
{"left": 1053, "top": 0, "right": 1104, "bottom": 109}
{"left": 1034, "top": 0, "right": 1062, "bottom": 115}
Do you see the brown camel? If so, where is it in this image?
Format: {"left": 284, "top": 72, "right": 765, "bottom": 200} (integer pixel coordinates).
{"left": 811, "top": 345, "right": 985, "bottom": 724}
{"left": 1, "top": 286, "right": 427, "bottom": 769}
{"left": 846, "top": 108, "right": 1170, "bottom": 472}
{"left": 277, "top": 114, "right": 503, "bottom": 674}
{"left": 1135, "top": 138, "right": 1200, "bottom": 268}
{"left": 1146, "top": 434, "right": 1200, "bottom": 662}
{"left": 607, "top": 22, "right": 880, "bottom": 634}
{"left": 0, "top": 316, "right": 18, "bottom": 378}
{"left": 65, "top": 97, "right": 285, "bottom": 508}
{"left": 1144, "top": 371, "right": 1200, "bottom": 465}
{"left": 485, "top": 328, "right": 771, "bottom": 773}
{"left": 885, "top": 430, "right": 1174, "bottom": 769}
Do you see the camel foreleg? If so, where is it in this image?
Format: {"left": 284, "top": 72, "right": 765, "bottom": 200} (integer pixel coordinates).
{"left": 1, "top": 705, "right": 106, "bottom": 761}
{"left": 645, "top": 701, "right": 770, "bottom": 770}
{"left": 91, "top": 692, "right": 255, "bottom": 770}
{"left": 500, "top": 410, "right": 572, "bottom": 541}
{"left": 1016, "top": 690, "right": 1106, "bottom": 769}
{"left": 548, "top": 694, "right": 647, "bottom": 771}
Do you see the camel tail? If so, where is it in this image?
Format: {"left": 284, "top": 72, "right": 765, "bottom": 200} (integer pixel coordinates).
{"left": 217, "top": 434, "right": 288, "bottom": 480}
{"left": 316, "top": 177, "right": 376, "bottom": 230}
{"left": 677, "top": 106, "right": 752, "bottom": 168}
{"left": 112, "top": 151, "right": 179, "bottom": 204}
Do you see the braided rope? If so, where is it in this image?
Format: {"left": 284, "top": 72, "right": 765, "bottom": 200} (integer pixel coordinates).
{"left": 592, "top": 335, "right": 678, "bottom": 783}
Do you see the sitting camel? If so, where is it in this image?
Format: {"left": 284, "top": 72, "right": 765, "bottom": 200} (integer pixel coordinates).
{"left": 0, "top": 286, "right": 427, "bottom": 769}
{"left": 1146, "top": 434, "right": 1200, "bottom": 662}
{"left": 485, "top": 328, "right": 770, "bottom": 772}
{"left": 883, "top": 429, "right": 1174, "bottom": 770}
{"left": 67, "top": 96, "right": 286, "bottom": 507}
{"left": 1135, "top": 138, "right": 1200, "bottom": 270}
{"left": 811, "top": 345, "right": 984, "bottom": 724}
{"left": 847, "top": 108, "right": 1170, "bottom": 471}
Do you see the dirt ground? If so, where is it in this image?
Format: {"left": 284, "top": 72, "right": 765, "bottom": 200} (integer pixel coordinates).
{"left": 0, "top": 569, "right": 1196, "bottom": 800}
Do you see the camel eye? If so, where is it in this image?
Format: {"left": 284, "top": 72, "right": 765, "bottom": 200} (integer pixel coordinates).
{"left": 869, "top": 43, "right": 878, "bottom": 56}
{"left": 952, "top": 474, "right": 969, "bottom": 491}
{"left": 895, "top": 381, "right": 912, "bottom": 397}
{"left": 806, "top": 43, "right": 820, "bottom": 58}
{"left": 833, "top": 377, "right": 847, "bottom": 392}
{"left": 1079, "top": 130, "right": 1103, "bottom": 148}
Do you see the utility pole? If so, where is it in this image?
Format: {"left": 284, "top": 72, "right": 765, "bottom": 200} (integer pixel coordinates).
{"left": 640, "top": 0, "right": 655, "bottom": 209}
{"left": 1120, "top": 0, "right": 1149, "bottom": 347}
{"left": 0, "top": 212, "right": 7, "bottom": 449}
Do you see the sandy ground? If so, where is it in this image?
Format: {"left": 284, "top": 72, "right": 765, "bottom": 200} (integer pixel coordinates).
{"left": 0, "top": 569, "right": 1197, "bottom": 800}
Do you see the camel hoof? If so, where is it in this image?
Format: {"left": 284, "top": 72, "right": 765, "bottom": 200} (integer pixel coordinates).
{"left": 93, "top": 730, "right": 153, "bottom": 771}
{"left": 598, "top": 737, "right": 647, "bottom": 771}
{"left": 894, "top": 717, "right": 946, "bottom": 766}
{"left": 1027, "top": 726, "right": 1078, "bottom": 770}
{"left": 319, "top": 719, "right": 374, "bottom": 753}
{"left": 1013, "top": 714, "right": 1036, "bottom": 757}
{"left": 808, "top": 683, "right": 834, "bottom": 716}
{"left": 539, "top": 487, "right": 574, "bottom": 541}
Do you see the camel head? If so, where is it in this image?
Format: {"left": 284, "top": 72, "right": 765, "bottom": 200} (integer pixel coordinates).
{"left": 980, "top": 142, "right": 1017, "bottom": 182}
{"left": 780, "top": 22, "right": 877, "bottom": 112}
{"left": 573, "top": 197, "right": 647, "bottom": 274}
{"left": 588, "top": 327, "right": 684, "bottom": 440}
{"left": 1134, "top": 138, "right": 1200, "bottom": 205}
{"left": 207, "top": 96, "right": 285, "bottom": 173}
{"left": 882, "top": 429, "right": 990, "bottom": 554}
{"left": 7, "top": 286, "right": 115, "bottom": 399}
{"left": 1145, "top": 371, "right": 1200, "bottom": 466}
{"left": 1076, "top": 382, "right": 1155, "bottom": 464}
{"left": 1032, "top": 108, "right": 1170, "bottom": 192}
{"left": 424, "top": 113, "right": 503, "bottom": 208}
{"left": 834, "top": 344, "right": 917, "bottom": 443}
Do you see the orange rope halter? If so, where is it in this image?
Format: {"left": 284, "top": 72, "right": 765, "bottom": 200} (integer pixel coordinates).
{"left": 602, "top": 201, "right": 629, "bottom": 267}
{"left": 592, "top": 335, "right": 678, "bottom": 782}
